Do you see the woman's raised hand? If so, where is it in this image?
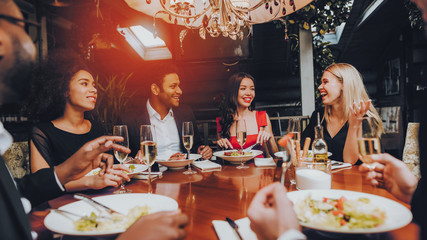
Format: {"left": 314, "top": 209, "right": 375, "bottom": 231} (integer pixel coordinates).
{"left": 217, "top": 138, "right": 233, "bottom": 149}
{"left": 349, "top": 99, "right": 371, "bottom": 125}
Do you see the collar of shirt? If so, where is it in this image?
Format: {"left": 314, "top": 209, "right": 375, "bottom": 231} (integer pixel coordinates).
{"left": 147, "top": 99, "right": 174, "bottom": 121}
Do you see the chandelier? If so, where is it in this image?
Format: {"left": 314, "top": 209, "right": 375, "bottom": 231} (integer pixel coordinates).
{"left": 125, "top": 0, "right": 313, "bottom": 42}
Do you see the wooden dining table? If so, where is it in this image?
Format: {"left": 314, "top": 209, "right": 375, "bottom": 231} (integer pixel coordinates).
{"left": 29, "top": 160, "right": 419, "bottom": 240}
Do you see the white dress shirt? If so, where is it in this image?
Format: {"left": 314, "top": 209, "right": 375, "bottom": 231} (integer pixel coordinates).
{"left": 147, "top": 100, "right": 181, "bottom": 158}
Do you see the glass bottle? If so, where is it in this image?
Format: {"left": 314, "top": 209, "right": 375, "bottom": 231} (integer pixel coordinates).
{"left": 312, "top": 113, "right": 328, "bottom": 162}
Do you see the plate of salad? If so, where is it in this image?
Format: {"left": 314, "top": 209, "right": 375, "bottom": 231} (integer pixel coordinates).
{"left": 287, "top": 189, "right": 412, "bottom": 234}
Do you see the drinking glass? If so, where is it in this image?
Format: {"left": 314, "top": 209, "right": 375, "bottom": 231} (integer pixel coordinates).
{"left": 140, "top": 125, "right": 157, "bottom": 184}
{"left": 113, "top": 125, "right": 130, "bottom": 194}
{"left": 236, "top": 119, "right": 249, "bottom": 169}
{"left": 357, "top": 117, "right": 381, "bottom": 171}
{"left": 287, "top": 118, "right": 301, "bottom": 184}
{"left": 182, "top": 122, "right": 197, "bottom": 175}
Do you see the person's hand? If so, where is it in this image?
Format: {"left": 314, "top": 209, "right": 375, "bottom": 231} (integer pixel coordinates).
{"left": 359, "top": 153, "right": 418, "bottom": 204}
{"left": 248, "top": 182, "right": 300, "bottom": 240}
{"left": 198, "top": 145, "right": 213, "bottom": 159}
{"left": 256, "top": 129, "right": 273, "bottom": 144}
{"left": 349, "top": 99, "right": 371, "bottom": 126}
{"left": 88, "top": 164, "right": 132, "bottom": 190}
{"left": 117, "top": 210, "right": 189, "bottom": 240}
{"left": 55, "top": 136, "right": 131, "bottom": 185}
{"left": 217, "top": 138, "right": 233, "bottom": 149}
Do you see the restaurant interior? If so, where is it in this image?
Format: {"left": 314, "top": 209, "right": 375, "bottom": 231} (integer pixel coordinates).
{"left": 1, "top": 0, "right": 426, "bottom": 239}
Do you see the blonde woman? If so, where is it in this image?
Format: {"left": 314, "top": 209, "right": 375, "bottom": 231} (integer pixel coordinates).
{"left": 301, "top": 63, "right": 383, "bottom": 164}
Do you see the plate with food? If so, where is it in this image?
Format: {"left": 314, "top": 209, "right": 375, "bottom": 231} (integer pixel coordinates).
{"left": 287, "top": 189, "right": 412, "bottom": 234}
{"left": 214, "top": 150, "right": 263, "bottom": 163}
{"left": 44, "top": 193, "right": 178, "bottom": 236}
{"left": 274, "top": 151, "right": 332, "bottom": 159}
{"left": 156, "top": 153, "right": 202, "bottom": 169}
{"left": 86, "top": 164, "right": 148, "bottom": 177}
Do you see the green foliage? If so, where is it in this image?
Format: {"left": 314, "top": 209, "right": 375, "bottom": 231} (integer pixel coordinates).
{"left": 91, "top": 73, "right": 136, "bottom": 133}
{"left": 405, "top": 0, "right": 424, "bottom": 30}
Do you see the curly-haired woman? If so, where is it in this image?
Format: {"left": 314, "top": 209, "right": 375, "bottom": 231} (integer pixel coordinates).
{"left": 27, "top": 49, "right": 129, "bottom": 192}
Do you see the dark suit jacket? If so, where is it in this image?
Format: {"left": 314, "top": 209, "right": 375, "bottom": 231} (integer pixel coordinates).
{"left": 122, "top": 101, "right": 203, "bottom": 158}
{"left": 0, "top": 156, "right": 63, "bottom": 239}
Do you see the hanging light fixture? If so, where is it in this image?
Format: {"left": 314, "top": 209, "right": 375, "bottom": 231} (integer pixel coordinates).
{"left": 125, "top": 0, "right": 313, "bottom": 42}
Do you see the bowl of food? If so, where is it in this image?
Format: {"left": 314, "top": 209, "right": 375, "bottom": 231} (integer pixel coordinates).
{"left": 156, "top": 153, "right": 202, "bottom": 169}
{"left": 214, "top": 149, "right": 262, "bottom": 164}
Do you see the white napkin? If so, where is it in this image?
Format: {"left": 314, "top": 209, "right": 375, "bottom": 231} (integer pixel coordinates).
{"left": 331, "top": 160, "right": 352, "bottom": 170}
{"left": 132, "top": 166, "right": 167, "bottom": 179}
{"left": 212, "top": 217, "right": 258, "bottom": 240}
{"left": 192, "top": 160, "right": 222, "bottom": 171}
{"left": 254, "top": 157, "right": 276, "bottom": 167}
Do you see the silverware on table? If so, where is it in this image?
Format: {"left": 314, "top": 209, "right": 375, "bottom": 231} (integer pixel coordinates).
{"left": 225, "top": 217, "right": 243, "bottom": 240}
{"left": 74, "top": 193, "right": 123, "bottom": 216}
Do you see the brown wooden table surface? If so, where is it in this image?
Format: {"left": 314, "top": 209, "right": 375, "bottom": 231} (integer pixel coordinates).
{"left": 29, "top": 161, "right": 419, "bottom": 240}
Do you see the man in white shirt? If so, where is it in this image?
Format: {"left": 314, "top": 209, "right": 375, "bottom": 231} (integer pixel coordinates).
{"left": 124, "top": 63, "right": 212, "bottom": 160}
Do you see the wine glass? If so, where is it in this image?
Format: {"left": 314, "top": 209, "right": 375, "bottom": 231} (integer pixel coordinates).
{"left": 113, "top": 125, "right": 130, "bottom": 194}
{"left": 236, "top": 119, "right": 249, "bottom": 169}
{"left": 287, "top": 118, "right": 301, "bottom": 185}
{"left": 357, "top": 117, "right": 381, "bottom": 171}
{"left": 140, "top": 125, "right": 157, "bottom": 185}
{"left": 182, "top": 122, "right": 197, "bottom": 175}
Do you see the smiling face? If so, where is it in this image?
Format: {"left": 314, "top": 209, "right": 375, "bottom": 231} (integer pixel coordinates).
{"left": 237, "top": 77, "right": 255, "bottom": 108}
{"left": 158, "top": 73, "right": 182, "bottom": 108}
{"left": 318, "top": 71, "right": 343, "bottom": 106}
{"left": 66, "top": 70, "right": 97, "bottom": 112}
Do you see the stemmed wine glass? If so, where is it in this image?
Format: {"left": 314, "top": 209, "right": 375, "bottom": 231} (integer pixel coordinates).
{"left": 236, "top": 119, "right": 249, "bottom": 169}
{"left": 357, "top": 117, "right": 381, "bottom": 171}
{"left": 140, "top": 125, "right": 157, "bottom": 184}
{"left": 287, "top": 118, "right": 301, "bottom": 185}
{"left": 113, "top": 125, "right": 130, "bottom": 194}
{"left": 182, "top": 122, "right": 197, "bottom": 175}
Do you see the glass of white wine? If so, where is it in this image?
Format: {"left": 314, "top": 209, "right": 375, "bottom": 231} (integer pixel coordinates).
{"left": 113, "top": 125, "right": 130, "bottom": 194}
{"left": 287, "top": 117, "right": 301, "bottom": 185}
{"left": 236, "top": 119, "right": 249, "bottom": 169}
{"left": 182, "top": 122, "right": 197, "bottom": 175}
{"left": 140, "top": 125, "right": 157, "bottom": 183}
{"left": 357, "top": 117, "right": 381, "bottom": 171}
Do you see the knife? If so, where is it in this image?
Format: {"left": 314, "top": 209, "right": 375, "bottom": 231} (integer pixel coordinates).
{"left": 225, "top": 217, "right": 244, "bottom": 240}
{"left": 74, "top": 193, "right": 123, "bottom": 216}
{"left": 243, "top": 143, "right": 258, "bottom": 152}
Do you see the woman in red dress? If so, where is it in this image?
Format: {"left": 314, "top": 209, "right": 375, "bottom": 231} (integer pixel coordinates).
{"left": 216, "top": 72, "right": 278, "bottom": 156}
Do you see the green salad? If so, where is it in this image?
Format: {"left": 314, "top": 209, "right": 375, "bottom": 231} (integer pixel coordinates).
{"left": 294, "top": 195, "right": 386, "bottom": 229}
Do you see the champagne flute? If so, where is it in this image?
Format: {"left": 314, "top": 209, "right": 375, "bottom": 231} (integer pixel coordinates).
{"left": 357, "top": 117, "right": 381, "bottom": 171}
{"left": 113, "top": 125, "right": 130, "bottom": 194}
{"left": 287, "top": 118, "right": 301, "bottom": 185}
{"left": 140, "top": 125, "right": 157, "bottom": 185}
{"left": 236, "top": 119, "right": 249, "bottom": 169}
{"left": 182, "top": 122, "right": 197, "bottom": 175}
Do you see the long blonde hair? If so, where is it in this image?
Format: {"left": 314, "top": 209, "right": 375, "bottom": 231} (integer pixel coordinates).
{"left": 323, "top": 63, "right": 384, "bottom": 137}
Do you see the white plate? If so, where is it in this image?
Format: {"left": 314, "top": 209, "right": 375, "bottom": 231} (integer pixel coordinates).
{"left": 274, "top": 151, "right": 332, "bottom": 159}
{"left": 213, "top": 150, "right": 263, "bottom": 163}
{"left": 287, "top": 189, "right": 412, "bottom": 234}
{"left": 156, "top": 154, "right": 202, "bottom": 169}
{"left": 44, "top": 193, "right": 178, "bottom": 236}
{"left": 86, "top": 164, "right": 148, "bottom": 176}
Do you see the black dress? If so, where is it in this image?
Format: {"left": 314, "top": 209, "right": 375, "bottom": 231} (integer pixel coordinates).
{"left": 30, "top": 121, "right": 104, "bottom": 167}
{"left": 301, "top": 108, "right": 349, "bottom": 163}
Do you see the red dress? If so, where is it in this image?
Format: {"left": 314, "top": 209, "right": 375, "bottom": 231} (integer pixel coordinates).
{"left": 216, "top": 111, "right": 267, "bottom": 151}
